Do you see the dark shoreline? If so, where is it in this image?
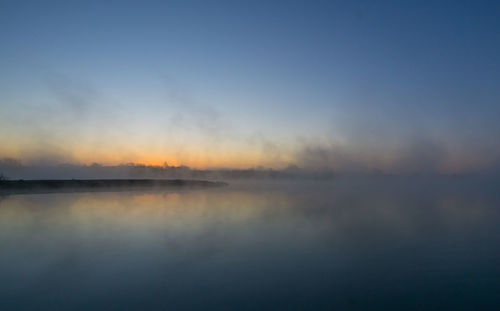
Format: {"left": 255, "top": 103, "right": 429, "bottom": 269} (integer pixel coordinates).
{"left": 0, "top": 179, "right": 228, "bottom": 195}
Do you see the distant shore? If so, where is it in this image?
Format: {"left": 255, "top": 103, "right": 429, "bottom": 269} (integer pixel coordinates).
{"left": 0, "top": 179, "right": 228, "bottom": 195}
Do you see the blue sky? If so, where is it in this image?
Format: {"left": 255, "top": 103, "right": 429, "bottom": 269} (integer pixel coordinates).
{"left": 1, "top": 0, "right": 499, "bottom": 171}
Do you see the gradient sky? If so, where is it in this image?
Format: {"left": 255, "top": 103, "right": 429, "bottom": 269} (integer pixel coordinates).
{"left": 1, "top": 0, "right": 499, "bottom": 172}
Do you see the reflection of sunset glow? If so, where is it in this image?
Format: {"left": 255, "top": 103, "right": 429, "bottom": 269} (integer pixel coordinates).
{"left": 1, "top": 179, "right": 499, "bottom": 310}
{"left": 1, "top": 1, "right": 499, "bottom": 309}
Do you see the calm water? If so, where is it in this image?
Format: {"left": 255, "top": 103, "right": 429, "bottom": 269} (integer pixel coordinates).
{"left": 1, "top": 177, "right": 499, "bottom": 310}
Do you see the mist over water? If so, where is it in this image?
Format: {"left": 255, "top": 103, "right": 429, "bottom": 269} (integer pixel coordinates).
{"left": 1, "top": 177, "right": 499, "bottom": 310}
{"left": 2, "top": 1, "right": 500, "bottom": 309}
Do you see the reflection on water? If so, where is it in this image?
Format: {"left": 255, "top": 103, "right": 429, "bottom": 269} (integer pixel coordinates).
{"left": 1, "top": 178, "right": 499, "bottom": 310}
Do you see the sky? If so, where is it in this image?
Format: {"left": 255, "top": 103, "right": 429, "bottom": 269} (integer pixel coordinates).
{"left": 1, "top": 0, "right": 499, "bottom": 173}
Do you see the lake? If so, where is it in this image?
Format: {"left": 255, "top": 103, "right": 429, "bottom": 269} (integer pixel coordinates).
{"left": 1, "top": 177, "right": 499, "bottom": 310}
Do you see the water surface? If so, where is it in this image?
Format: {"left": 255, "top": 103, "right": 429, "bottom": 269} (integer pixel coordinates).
{"left": 1, "top": 178, "right": 499, "bottom": 310}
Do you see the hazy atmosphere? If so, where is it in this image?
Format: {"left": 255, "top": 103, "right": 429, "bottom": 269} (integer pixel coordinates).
{"left": 1, "top": 1, "right": 499, "bottom": 311}
{"left": 2, "top": 1, "right": 499, "bottom": 173}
